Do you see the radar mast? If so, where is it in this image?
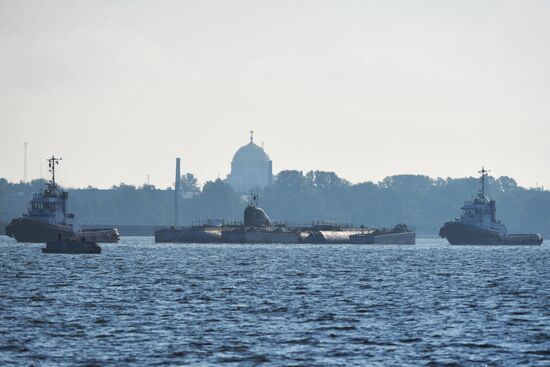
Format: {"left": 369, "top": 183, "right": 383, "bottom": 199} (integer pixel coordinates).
{"left": 47, "top": 155, "right": 62, "bottom": 186}
{"left": 479, "top": 166, "right": 490, "bottom": 199}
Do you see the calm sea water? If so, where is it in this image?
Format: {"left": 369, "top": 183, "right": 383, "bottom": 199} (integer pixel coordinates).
{"left": 1, "top": 235, "right": 549, "bottom": 366}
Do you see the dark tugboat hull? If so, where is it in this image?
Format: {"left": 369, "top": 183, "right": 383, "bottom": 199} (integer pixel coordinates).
{"left": 6, "top": 218, "right": 76, "bottom": 243}
{"left": 440, "top": 222, "right": 543, "bottom": 246}
{"left": 6, "top": 217, "right": 119, "bottom": 243}
{"left": 42, "top": 241, "right": 101, "bottom": 254}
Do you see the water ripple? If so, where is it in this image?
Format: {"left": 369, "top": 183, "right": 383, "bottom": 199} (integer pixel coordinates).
{"left": 1, "top": 237, "right": 549, "bottom": 366}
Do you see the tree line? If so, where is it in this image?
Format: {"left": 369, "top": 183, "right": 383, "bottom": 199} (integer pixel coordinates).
{"left": 0, "top": 171, "right": 549, "bottom": 236}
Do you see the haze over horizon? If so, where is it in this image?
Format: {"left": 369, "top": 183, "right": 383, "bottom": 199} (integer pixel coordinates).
{"left": 1, "top": 1, "right": 549, "bottom": 189}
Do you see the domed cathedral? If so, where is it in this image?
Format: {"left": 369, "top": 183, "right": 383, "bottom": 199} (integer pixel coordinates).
{"left": 226, "top": 131, "right": 273, "bottom": 193}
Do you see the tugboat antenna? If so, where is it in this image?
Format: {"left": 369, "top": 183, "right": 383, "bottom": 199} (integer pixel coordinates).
{"left": 47, "top": 155, "right": 62, "bottom": 185}
{"left": 479, "top": 166, "right": 490, "bottom": 197}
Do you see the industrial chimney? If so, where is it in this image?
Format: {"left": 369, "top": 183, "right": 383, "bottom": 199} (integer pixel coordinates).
{"left": 175, "top": 157, "right": 181, "bottom": 226}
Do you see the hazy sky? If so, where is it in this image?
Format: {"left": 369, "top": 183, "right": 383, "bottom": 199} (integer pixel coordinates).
{"left": 1, "top": 0, "right": 549, "bottom": 189}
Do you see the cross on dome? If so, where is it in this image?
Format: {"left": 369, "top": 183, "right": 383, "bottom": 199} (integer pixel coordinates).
{"left": 249, "top": 130, "right": 254, "bottom": 142}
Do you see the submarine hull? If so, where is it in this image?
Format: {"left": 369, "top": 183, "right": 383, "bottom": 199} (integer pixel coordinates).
{"left": 221, "top": 228, "right": 300, "bottom": 244}
{"left": 155, "top": 227, "right": 222, "bottom": 243}
{"left": 439, "top": 221, "right": 543, "bottom": 245}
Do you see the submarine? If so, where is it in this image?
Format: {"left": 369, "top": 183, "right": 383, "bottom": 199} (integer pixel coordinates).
{"left": 155, "top": 195, "right": 415, "bottom": 245}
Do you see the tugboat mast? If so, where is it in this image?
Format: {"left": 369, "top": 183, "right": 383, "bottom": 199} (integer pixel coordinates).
{"left": 479, "top": 166, "right": 490, "bottom": 198}
{"left": 47, "top": 155, "right": 62, "bottom": 186}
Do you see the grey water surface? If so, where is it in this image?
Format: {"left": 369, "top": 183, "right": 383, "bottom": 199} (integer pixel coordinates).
{"left": 1, "top": 236, "right": 549, "bottom": 366}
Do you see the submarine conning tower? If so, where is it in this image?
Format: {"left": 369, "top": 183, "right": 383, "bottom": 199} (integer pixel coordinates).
{"left": 244, "top": 205, "right": 272, "bottom": 227}
{"left": 244, "top": 194, "right": 272, "bottom": 227}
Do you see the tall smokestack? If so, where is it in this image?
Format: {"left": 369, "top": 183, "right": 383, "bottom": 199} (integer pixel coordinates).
{"left": 24, "top": 142, "right": 27, "bottom": 183}
{"left": 175, "top": 157, "right": 181, "bottom": 226}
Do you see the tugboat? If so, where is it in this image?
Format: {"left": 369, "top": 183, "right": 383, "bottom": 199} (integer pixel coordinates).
{"left": 439, "top": 167, "right": 543, "bottom": 245}
{"left": 42, "top": 235, "right": 102, "bottom": 254}
{"left": 5, "top": 156, "right": 119, "bottom": 243}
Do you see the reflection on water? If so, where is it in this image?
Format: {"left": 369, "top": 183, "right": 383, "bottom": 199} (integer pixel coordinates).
{"left": 1, "top": 236, "right": 549, "bottom": 365}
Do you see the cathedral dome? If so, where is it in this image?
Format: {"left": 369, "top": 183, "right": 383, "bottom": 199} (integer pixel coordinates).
{"left": 232, "top": 140, "right": 270, "bottom": 164}
{"left": 227, "top": 131, "right": 273, "bottom": 193}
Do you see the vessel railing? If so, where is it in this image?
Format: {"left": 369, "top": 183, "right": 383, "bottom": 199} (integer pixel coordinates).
{"left": 376, "top": 225, "right": 415, "bottom": 232}
{"left": 271, "top": 220, "right": 360, "bottom": 229}
{"left": 190, "top": 219, "right": 244, "bottom": 227}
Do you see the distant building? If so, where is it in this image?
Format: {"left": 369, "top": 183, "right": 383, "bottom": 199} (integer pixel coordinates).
{"left": 226, "top": 131, "right": 273, "bottom": 193}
